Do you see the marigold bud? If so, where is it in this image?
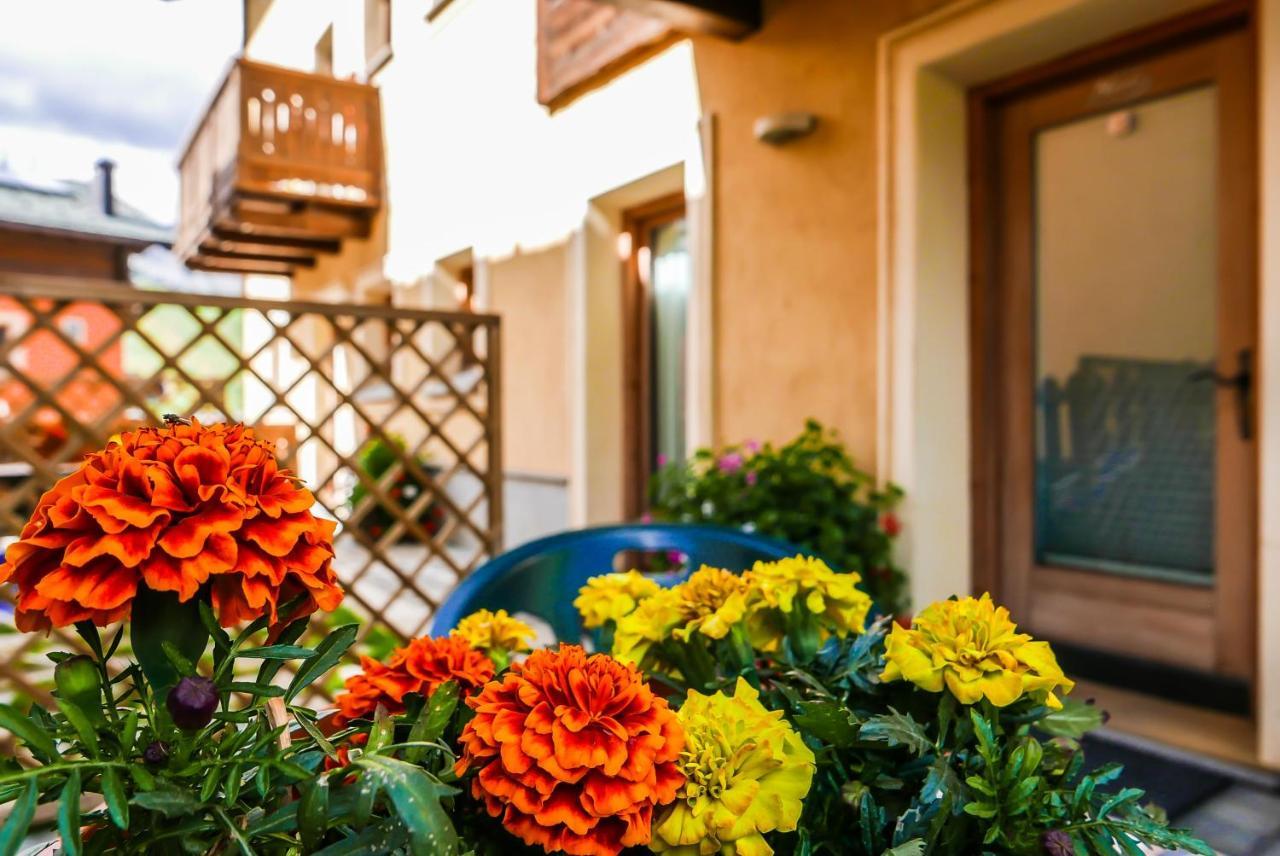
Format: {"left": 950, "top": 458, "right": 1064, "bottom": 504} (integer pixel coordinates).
{"left": 54, "top": 655, "right": 102, "bottom": 711}
{"left": 167, "top": 676, "right": 218, "bottom": 730}
{"left": 143, "top": 740, "right": 170, "bottom": 766}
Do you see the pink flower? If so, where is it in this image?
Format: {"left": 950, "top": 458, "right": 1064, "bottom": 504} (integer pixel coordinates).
{"left": 657, "top": 453, "right": 669, "bottom": 467}
{"left": 743, "top": 439, "right": 760, "bottom": 454}
{"left": 718, "top": 452, "right": 744, "bottom": 473}
{"left": 640, "top": 512, "right": 654, "bottom": 523}
{"left": 745, "top": 471, "right": 758, "bottom": 486}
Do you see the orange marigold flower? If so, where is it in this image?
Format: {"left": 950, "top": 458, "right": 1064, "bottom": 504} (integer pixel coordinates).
{"left": 456, "top": 644, "right": 685, "bottom": 856}
{"left": 0, "top": 420, "right": 342, "bottom": 631}
{"left": 333, "top": 634, "right": 494, "bottom": 725}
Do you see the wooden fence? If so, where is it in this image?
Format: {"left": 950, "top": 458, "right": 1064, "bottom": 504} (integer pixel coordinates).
{"left": 0, "top": 274, "right": 502, "bottom": 709}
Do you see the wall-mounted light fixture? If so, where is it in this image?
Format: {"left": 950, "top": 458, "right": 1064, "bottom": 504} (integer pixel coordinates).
{"left": 754, "top": 112, "right": 818, "bottom": 146}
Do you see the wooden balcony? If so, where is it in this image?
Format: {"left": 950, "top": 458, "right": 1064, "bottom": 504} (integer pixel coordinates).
{"left": 176, "top": 59, "right": 382, "bottom": 276}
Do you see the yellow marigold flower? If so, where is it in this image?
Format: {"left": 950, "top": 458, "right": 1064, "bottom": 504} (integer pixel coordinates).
{"left": 651, "top": 677, "right": 814, "bottom": 856}
{"left": 881, "top": 593, "right": 1074, "bottom": 709}
{"left": 451, "top": 608, "right": 535, "bottom": 655}
{"left": 574, "top": 570, "right": 662, "bottom": 629}
{"left": 612, "top": 586, "right": 684, "bottom": 668}
{"left": 670, "top": 566, "right": 749, "bottom": 642}
{"left": 745, "top": 555, "right": 872, "bottom": 651}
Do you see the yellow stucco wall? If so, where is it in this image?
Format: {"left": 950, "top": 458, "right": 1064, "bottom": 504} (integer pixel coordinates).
{"left": 692, "top": 0, "right": 951, "bottom": 464}
{"left": 486, "top": 244, "right": 572, "bottom": 476}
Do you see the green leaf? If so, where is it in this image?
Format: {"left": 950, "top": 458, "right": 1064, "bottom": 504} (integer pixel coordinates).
{"left": 161, "top": 641, "right": 197, "bottom": 678}
{"left": 353, "top": 755, "right": 459, "bottom": 856}
{"left": 227, "top": 682, "right": 286, "bottom": 698}
{"left": 215, "top": 807, "right": 254, "bottom": 856}
{"left": 405, "top": 682, "right": 459, "bottom": 764}
{"left": 299, "top": 775, "right": 330, "bottom": 851}
{"left": 290, "top": 708, "right": 339, "bottom": 760}
{"left": 199, "top": 600, "right": 233, "bottom": 652}
{"left": 882, "top": 842, "right": 925, "bottom": 856}
{"left": 0, "top": 703, "right": 59, "bottom": 761}
{"left": 0, "top": 780, "right": 36, "bottom": 856}
{"left": 238, "top": 644, "right": 316, "bottom": 660}
{"left": 287, "top": 623, "right": 358, "bottom": 702}
{"left": 120, "top": 709, "right": 139, "bottom": 758}
{"left": 861, "top": 708, "right": 934, "bottom": 757}
{"left": 58, "top": 770, "right": 82, "bottom": 856}
{"left": 101, "top": 766, "right": 129, "bottom": 829}
{"left": 312, "top": 820, "right": 410, "bottom": 856}
{"left": 794, "top": 699, "right": 860, "bottom": 747}
{"left": 55, "top": 698, "right": 101, "bottom": 757}
{"left": 131, "top": 588, "right": 209, "bottom": 694}
{"left": 1038, "top": 697, "right": 1106, "bottom": 739}
{"left": 256, "top": 617, "right": 311, "bottom": 687}
{"left": 132, "top": 788, "right": 201, "bottom": 817}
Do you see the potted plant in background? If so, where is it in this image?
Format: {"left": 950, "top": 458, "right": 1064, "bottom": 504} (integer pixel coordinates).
{"left": 348, "top": 434, "right": 445, "bottom": 545}
{"left": 649, "top": 420, "right": 909, "bottom": 613}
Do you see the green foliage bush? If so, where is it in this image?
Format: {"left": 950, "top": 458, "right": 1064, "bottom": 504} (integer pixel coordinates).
{"left": 649, "top": 419, "right": 908, "bottom": 612}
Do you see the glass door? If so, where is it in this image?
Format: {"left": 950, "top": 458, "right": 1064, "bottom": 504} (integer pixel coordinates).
{"left": 975, "top": 19, "right": 1256, "bottom": 691}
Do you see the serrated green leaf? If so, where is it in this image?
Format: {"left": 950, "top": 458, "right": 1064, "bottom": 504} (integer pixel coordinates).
{"left": 861, "top": 708, "right": 933, "bottom": 757}
{"left": 0, "top": 779, "right": 36, "bottom": 856}
{"left": 794, "top": 699, "right": 861, "bottom": 747}
{"left": 1037, "top": 697, "right": 1105, "bottom": 739}
{"left": 287, "top": 623, "right": 358, "bottom": 703}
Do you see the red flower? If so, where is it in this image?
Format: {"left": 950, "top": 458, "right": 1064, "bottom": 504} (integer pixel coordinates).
{"left": 333, "top": 634, "right": 494, "bottom": 725}
{"left": 456, "top": 645, "right": 685, "bottom": 856}
{"left": 0, "top": 420, "right": 342, "bottom": 631}
{"left": 880, "top": 512, "right": 902, "bottom": 538}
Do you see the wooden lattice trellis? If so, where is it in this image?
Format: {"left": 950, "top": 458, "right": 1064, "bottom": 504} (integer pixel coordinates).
{"left": 0, "top": 273, "right": 502, "bottom": 712}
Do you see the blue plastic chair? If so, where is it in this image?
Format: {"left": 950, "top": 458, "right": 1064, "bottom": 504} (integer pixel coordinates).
{"left": 430, "top": 523, "right": 801, "bottom": 642}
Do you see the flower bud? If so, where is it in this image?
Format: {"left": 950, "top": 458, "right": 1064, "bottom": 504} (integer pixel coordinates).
{"left": 143, "top": 740, "right": 170, "bottom": 766}
{"left": 1042, "top": 830, "right": 1074, "bottom": 856}
{"left": 54, "top": 655, "right": 102, "bottom": 709}
{"left": 166, "top": 676, "right": 218, "bottom": 730}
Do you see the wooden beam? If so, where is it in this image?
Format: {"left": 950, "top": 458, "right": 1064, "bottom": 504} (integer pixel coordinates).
{"left": 215, "top": 198, "right": 372, "bottom": 241}
{"left": 198, "top": 247, "right": 318, "bottom": 269}
{"left": 595, "top": 0, "right": 760, "bottom": 39}
{"left": 204, "top": 232, "right": 339, "bottom": 259}
{"left": 188, "top": 253, "right": 296, "bottom": 277}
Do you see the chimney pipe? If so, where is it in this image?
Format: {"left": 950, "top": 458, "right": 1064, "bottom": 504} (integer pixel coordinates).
{"left": 93, "top": 158, "right": 115, "bottom": 217}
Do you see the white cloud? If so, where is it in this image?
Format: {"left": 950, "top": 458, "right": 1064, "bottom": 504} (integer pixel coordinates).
{"left": 0, "top": 0, "right": 242, "bottom": 222}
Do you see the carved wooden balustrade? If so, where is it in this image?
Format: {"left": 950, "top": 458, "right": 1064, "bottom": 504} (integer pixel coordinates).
{"left": 176, "top": 59, "right": 383, "bottom": 276}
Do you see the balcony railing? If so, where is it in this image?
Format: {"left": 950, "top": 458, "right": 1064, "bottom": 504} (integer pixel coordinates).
{"left": 176, "top": 58, "right": 383, "bottom": 276}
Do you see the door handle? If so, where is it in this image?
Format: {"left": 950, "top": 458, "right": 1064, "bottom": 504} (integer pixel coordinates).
{"left": 1188, "top": 347, "right": 1252, "bottom": 440}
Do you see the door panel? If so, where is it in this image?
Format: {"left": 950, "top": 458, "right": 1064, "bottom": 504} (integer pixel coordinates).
{"left": 974, "top": 16, "right": 1256, "bottom": 686}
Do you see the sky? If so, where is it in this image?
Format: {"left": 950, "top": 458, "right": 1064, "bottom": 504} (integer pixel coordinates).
{"left": 0, "top": 0, "right": 243, "bottom": 225}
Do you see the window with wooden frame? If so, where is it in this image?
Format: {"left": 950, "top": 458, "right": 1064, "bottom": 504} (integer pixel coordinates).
{"left": 622, "top": 193, "right": 689, "bottom": 517}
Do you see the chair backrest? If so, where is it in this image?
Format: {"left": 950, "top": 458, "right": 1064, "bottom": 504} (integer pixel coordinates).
{"left": 429, "top": 523, "right": 801, "bottom": 642}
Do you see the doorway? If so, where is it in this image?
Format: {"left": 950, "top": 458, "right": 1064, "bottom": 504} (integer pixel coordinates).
{"left": 970, "top": 5, "right": 1257, "bottom": 708}
{"left": 622, "top": 193, "right": 689, "bottom": 518}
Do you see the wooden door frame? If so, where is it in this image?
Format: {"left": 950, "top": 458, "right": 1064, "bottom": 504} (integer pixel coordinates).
{"left": 622, "top": 192, "right": 687, "bottom": 519}
{"left": 968, "top": 1, "right": 1258, "bottom": 679}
